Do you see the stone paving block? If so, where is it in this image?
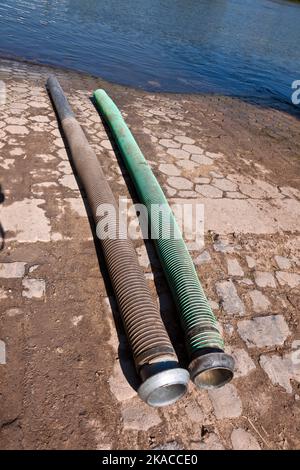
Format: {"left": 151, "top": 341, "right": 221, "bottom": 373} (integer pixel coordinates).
{"left": 212, "top": 178, "right": 237, "bottom": 192}
{"left": 210, "top": 171, "right": 223, "bottom": 178}
{"left": 275, "top": 271, "right": 300, "bottom": 288}
{"left": 6, "top": 117, "right": 28, "bottom": 125}
{"left": 159, "top": 138, "right": 180, "bottom": 148}
{"left": 194, "top": 250, "right": 211, "bottom": 265}
{"left": 255, "top": 271, "right": 276, "bottom": 288}
{"left": 191, "top": 155, "right": 213, "bottom": 165}
{"left": 178, "top": 190, "right": 198, "bottom": 198}
{"left": 176, "top": 159, "right": 198, "bottom": 171}
{"left": 1, "top": 198, "right": 51, "bottom": 242}
{"left": 208, "top": 384, "right": 242, "bottom": 419}
{"left": 224, "top": 323, "right": 235, "bottom": 337}
{"left": 5, "top": 307, "right": 23, "bottom": 317}
{"left": 208, "top": 299, "right": 220, "bottom": 310}
{"left": 246, "top": 256, "right": 256, "bottom": 269}
{"left": 0, "top": 262, "right": 26, "bottom": 278}
{"left": 59, "top": 174, "right": 79, "bottom": 190}
{"left": 153, "top": 441, "right": 184, "bottom": 450}
{"left": 167, "top": 148, "right": 190, "bottom": 159}
{"left": 260, "top": 352, "right": 300, "bottom": 393}
{"left": 184, "top": 402, "right": 204, "bottom": 423}
{"left": 195, "top": 184, "right": 223, "bottom": 198}
{"left": 248, "top": 290, "right": 271, "bottom": 312}
{"left": 182, "top": 144, "right": 204, "bottom": 154}
{"left": 226, "top": 191, "right": 247, "bottom": 199}
{"left": 164, "top": 185, "right": 177, "bottom": 197}
{"left": 191, "top": 433, "right": 224, "bottom": 450}
{"left": 237, "top": 185, "right": 298, "bottom": 224}
{"left": 174, "top": 135, "right": 195, "bottom": 145}
{"left": 22, "top": 278, "right": 46, "bottom": 299}
{"left": 195, "top": 177, "right": 210, "bottom": 184}
{"left": 121, "top": 398, "right": 161, "bottom": 431}
{"left": 31, "top": 115, "right": 50, "bottom": 123}
{"left": 9, "top": 147, "right": 25, "bottom": 156}
{"left": 226, "top": 347, "right": 256, "bottom": 377}
{"left": 227, "top": 258, "right": 244, "bottom": 277}
{"left": 159, "top": 163, "right": 181, "bottom": 176}
{"left": 58, "top": 160, "right": 72, "bottom": 175}
{"left": 65, "top": 198, "right": 87, "bottom": 217}
{"left": 57, "top": 148, "right": 68, "bottom": 160}
{"left": 6, "top": 124, "right": 29, "bottom": 135}
{"left": 231, "top": 428, "right": 261, "bottom": 450}
{"left": 216, "top": 280, "right": 245, "bottom": 315}
{"left": 238, "top": 315, "right": 290, "bottom": 348}
{"left": 109, "top": 361, "right": 137, "bottom": 401}
{"left": 274, "top": 256, "right": 291, "bottom": 270}
{"left": 168, "top": 176, "right": 193, "bottom": 190}
{"left": 214, "top": 239, "right": 235, "bottom": 253}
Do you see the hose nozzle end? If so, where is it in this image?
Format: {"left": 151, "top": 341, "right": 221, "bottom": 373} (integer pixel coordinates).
{"left": 189, "top": 352, "right": 234, "bottom": 389}
{"left": 138, "top": 367, "right": 189, "bottom": 408}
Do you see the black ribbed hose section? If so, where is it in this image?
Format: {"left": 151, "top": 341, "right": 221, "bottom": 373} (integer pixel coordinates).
{"left": 46, "top": 75, "right": 189, "bottom": 407}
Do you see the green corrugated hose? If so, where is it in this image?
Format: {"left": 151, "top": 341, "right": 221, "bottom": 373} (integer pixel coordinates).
{"left": 94, "top": 89, "right": 234, "bottom": 389}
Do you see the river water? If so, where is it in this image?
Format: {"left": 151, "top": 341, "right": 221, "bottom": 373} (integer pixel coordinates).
{"left": 0, "top": 0, "right": 299, "bottom": 109}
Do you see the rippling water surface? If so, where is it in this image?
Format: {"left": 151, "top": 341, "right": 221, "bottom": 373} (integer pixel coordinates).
{"left": 0, "top": 0, "right": 300, "bottom": 108}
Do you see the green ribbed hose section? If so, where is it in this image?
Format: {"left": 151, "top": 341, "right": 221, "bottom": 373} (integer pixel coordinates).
{"left": 94, "top": 89, "right": 224, "bottom": 357}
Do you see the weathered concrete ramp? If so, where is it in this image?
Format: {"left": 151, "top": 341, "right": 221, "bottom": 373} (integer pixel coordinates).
{"left": 0, "top": 60, "right": 299, "bottom": 450}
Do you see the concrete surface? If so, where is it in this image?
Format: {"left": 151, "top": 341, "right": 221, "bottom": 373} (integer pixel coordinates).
{"left": 0, "top": 59, "right": 300, "bottom": 450}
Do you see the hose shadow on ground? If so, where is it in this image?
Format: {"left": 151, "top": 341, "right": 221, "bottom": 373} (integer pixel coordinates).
{"left": 0, "top": 184, "right": 5, "bottom": 251}
{"left": 90, "top": 96, "right": 189, "bottom": 371}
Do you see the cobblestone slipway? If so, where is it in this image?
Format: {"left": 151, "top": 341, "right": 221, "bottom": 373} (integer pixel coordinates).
{"left": 0, "top": 60, "right": 299, "bottom": 449}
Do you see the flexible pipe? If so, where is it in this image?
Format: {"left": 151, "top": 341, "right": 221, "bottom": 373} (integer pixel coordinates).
{"left": 47, "top": 76, "right": 189, "bottom": 406}
{"left": 93, "top": 89, "right": 234, "bottom": 389}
